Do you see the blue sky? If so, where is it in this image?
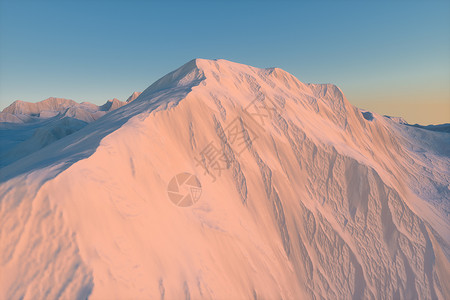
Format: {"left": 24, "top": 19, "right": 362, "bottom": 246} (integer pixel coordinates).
{"left": 0, "top": 0, "right": 449, "bottom": 124}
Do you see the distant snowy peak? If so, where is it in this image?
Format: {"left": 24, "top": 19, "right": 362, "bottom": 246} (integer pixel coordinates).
{"left": 384, "top": 115, "right": 408, "bottom": 125}
{"left": 100, "top": 98, "right": 125, "bottom": 112}
{"left": 2, "top": 98, "right": 78, "bottom": 116}
{"left": 126, "top": 91, "right": 141, "bottom": 103}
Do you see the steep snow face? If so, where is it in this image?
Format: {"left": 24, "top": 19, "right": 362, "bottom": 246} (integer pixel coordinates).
{"left": 1, "top": 59, "right": 449, "bottom": 299}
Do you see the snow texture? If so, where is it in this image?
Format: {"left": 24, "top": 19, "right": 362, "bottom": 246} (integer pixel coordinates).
{"left": 0, "top": 59, "right": 449, "bottom": 299}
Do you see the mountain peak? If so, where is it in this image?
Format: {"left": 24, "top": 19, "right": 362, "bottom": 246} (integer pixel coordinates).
{"left": 99, "top": 98, "right": 126, "bottom": 112}
{"left": 138, "top": 59, "right": 206, "bottom": 98}
{"left": 126, "top": 91, "right": 141, "bottom": 103}
{"left": 131, "top": 58, "right": 353, "bottom": 132}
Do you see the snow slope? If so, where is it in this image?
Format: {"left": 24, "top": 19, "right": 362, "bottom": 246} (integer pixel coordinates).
{"left": 0, "top": 59, "right": 449, "bottom": 299}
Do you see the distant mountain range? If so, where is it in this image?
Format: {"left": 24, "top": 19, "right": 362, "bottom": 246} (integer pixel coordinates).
{"left": 1, "top": 92, "right": 142, "bottom": 123}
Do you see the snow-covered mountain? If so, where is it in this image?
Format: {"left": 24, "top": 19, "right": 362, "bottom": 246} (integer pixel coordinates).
{"left": 0, "top": 93, "right": 141, "bottom": 124}
{"left": 0, "top": 59, "right": 448, "bottom": 299}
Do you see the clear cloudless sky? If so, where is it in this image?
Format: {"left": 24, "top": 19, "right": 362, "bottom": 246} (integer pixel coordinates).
{"left": 0, "top": 0, "right": 449, "bottom": 124}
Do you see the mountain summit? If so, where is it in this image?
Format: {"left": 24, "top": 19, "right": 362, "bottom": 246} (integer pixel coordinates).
{"left": 0, "top": 59, "right": 449, "bottom": 299}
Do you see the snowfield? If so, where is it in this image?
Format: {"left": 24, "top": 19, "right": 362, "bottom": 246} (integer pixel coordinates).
{"left": 0, "top": 59, "right": 449, "bottom": 299}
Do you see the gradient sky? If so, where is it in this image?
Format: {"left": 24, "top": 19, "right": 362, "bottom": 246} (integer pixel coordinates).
{"left": 0, "top": 0, "right": 449, "bottom": 125}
